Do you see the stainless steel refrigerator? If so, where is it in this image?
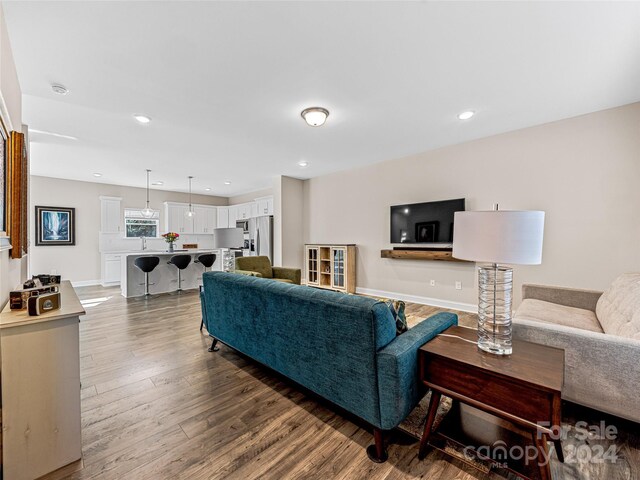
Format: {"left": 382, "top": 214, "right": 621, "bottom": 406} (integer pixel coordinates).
{"left": 238, "top": 216, "right": 274, "bottom": 262}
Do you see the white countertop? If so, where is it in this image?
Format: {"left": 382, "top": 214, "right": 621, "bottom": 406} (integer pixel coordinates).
{"left": 105, "top": 249, "right": 221, "bottom": 257}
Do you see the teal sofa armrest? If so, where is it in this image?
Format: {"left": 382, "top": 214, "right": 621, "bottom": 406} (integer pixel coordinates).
{"left": 376, "top": 312, "right": 458, "bottom": 430}
{"left": 235, "top": 270, "right": 262, "bottom": 277}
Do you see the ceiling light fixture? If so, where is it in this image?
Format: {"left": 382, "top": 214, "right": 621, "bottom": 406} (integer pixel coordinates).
{"left": 133, "top": 114, "right": 152, "bottom": 124}
{"left": 457, "top": 110, "right": 475, "bottom": 120}
{"left": 93, "top": 173, "right": 102, "bottom": 177}
{"left": 301, "top": 107, "right": 329, "bottom": 127}
{"left": 152, "top": 181, "right": 164, "bottom": 186}
{"left": 205, "top": 188, "right": 211, "bottom": 191}
{"left": 141, "top": 169, "right": 154, "bottom": 218}
{"left": 185, "top": 176, "right": 196, "bottom": 217}
{"left": 51, "top": 84, "right": 68, "bottom": 95}
{"left": 224, "top": 180, "right": 231, "bottom": 185}
{"left": 297, "top": 160, "right": 309, "bottom": 167}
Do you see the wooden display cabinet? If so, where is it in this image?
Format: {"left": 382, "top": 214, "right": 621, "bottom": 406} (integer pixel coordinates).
{"left": 305, "top": 244, "right": 356, "bottom": 293}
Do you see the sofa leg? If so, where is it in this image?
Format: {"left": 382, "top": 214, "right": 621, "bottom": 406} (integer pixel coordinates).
{"left": 200, "top": 319, "right": 204, "bottom": 332}
{"left": 366, "top": 428, "right": 388, "bottom": 463}
{"left": 208, "top": 338, "right": 220, "bottom": 352}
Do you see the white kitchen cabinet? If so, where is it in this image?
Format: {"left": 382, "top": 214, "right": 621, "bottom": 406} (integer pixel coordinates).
{"left": 255, "top": 196, "right": 274, "bottom": 216}
{"left": 100, "top": 196, "right": 122, "bottom": 233}
{"left": 101, "top": 253, "right": 122, "bottom": 286}
{"left": 237, "top": 203, "right": 252, "bottom": 220}
{"left": 217, "top": 207, "right": 229, "bottom": 229}
{"left": 228, "top": 205, "right": 240, "bottom": 227}
{"left": 165, "top": 202, "right": 194, "bottom": 234}
{"left": 193, "top": 206, "right": 217, "bottom": 234}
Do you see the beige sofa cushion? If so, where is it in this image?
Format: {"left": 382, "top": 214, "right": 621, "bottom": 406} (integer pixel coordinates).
{"left": 596, "top": 273, "right": 640, "bottom": 340}
{"left": 515, "top": 299, "right": 603, "bottom": 333}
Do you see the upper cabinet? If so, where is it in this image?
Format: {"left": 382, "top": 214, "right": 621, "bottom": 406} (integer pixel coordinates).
{"left": 100, "top": 196, "right": 122, "bottom": 233}
{"left": 217, "top": 207, "right": 229, "bottom": 229}
{"left": 164, "top": 202, "right": 217, "bottom": 234}
{"left": 213, "top": 195, "right": 274, "bottom": 229}
{"left": 255, "top": 196, "right": 274, "bottom": 216}
{"left": 193, "top": 205, "right": 217, "bottom": 234}
{"left": 237, "top": 203, "right": 252, "bottom": 220}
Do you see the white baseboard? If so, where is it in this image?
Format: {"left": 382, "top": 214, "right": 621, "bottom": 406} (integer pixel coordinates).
{"left": 355, "top": 287, "right": 477, "bottom": 313}
{"left": 71, "top": 280, "right": 102, "bottom": 287}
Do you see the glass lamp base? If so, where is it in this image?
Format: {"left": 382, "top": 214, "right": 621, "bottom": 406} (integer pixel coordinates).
{"left": 477, "top": 264, "right": 513, "bottom": 356}
{"left": 222, "top": 249, "right": 235, "bottom": 272}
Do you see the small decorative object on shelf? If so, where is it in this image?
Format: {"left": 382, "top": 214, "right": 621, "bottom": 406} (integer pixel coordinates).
{"left": 162, "top": 231, "right": 180, "bottom": 252}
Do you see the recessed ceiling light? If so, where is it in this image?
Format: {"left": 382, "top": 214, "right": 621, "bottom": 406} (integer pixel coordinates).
{"left": 457, "top": 110, "right": 475, "bottom": 120}
{"left": 51, "top": 84, "right": 68, "bottom": 95}
{"left": 224, "top": 181, "right": 231, "bottom": 185}
{"left": 205, "top": 187, "right": 212, "bottom": 191}
{"left": 152, "top": 181, "right": 164, "bottom": 186}
{"left": 93, "top": 173, "right": 102, "bottom": 177}
{"left": 133, "top": 114, "right": 151, "bottom": 124}
{"left": 297, "top": 160, "right": 309, "bottom": 167}
{"left": 301, "top": 107, "right": 329, "bottom": 127}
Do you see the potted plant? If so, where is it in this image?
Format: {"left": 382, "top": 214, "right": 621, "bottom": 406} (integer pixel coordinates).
{"left": 162, "top": 232, "right": 180, "bottom": 252}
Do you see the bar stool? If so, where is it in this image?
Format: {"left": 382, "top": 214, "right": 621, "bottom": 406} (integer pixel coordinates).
{"left": 195, "top": 254, "right": 217, "bottom": 331}
{"left": 195, "top": 253, "right": 216, "bottom": 272}
{"left": 134, "top": 256, "right": 160, "bottom": 296}
{"left": 167, "top": 254, "right": 192, "bottom": 292}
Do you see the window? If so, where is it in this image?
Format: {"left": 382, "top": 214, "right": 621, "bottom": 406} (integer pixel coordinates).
{"left": 124, "top": 209, "right": 159, "bottom": 238}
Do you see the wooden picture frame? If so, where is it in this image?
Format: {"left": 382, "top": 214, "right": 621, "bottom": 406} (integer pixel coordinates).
{"left": 35, "top": 206, "right": 76, "bottom": 246}
{"left": 6, "top": 130, "right": 28, "bottom": 258}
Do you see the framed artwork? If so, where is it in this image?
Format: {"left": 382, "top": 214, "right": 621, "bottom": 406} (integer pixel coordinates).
{"left": 35, "top": 206, "right": 76, "bottom": 246}
{"left": 415, "top": 221, "right": 439, "bottom": 243}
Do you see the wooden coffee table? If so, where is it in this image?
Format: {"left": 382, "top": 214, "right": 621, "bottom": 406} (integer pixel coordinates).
{"left": 418, "top": 326, "right": 564, "bottom": 480}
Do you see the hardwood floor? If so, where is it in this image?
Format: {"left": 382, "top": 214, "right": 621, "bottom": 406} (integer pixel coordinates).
{"left": 40, "top": 285, "right": 636, "bottom": 480}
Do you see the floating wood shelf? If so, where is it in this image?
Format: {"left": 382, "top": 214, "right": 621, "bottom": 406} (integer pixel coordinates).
{"left": 380, "top": 249, "right": 471, "bottom": 263}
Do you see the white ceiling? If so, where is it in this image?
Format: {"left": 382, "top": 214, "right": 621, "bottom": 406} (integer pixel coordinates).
{"left": 3, "top": 1, "right": 640, "bottom": 197}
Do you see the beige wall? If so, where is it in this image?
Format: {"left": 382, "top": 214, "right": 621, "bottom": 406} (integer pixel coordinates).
{"left": 29, "top": 176, "right": 227, "bottom": 283}
{"left": 0, "top": 4, "right": 22, "bottom": 308}
{"left": 228, "top": 188, "right": 273, "bottom": 206}
{"left": 304, "top": 103, "right": 640, "bottom": 309}
{"left": 273, "top": 176, "right": 304, "bottom": 268}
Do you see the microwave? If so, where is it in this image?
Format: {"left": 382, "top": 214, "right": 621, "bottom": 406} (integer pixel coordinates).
{"left": 236, "top": 220, "right": 249, "bottom": 234}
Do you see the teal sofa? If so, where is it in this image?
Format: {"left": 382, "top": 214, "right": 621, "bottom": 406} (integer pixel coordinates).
{"left": 200, "top": 271, "right": 457, "bottom": 462}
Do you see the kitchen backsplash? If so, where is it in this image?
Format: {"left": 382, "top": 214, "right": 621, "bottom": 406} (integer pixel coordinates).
{"left": 99, "top": 233, "right": 215, "bottom": 253}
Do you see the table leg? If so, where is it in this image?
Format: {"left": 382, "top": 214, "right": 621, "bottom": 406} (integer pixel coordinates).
{"left": 418, "top": 390, "right": 441, "bottom": 460}
{"left": 533, "top": 432, "right": 552, "bottom": 480}
{"left": 553, "top": 438, "right": 564, "bottom": 463}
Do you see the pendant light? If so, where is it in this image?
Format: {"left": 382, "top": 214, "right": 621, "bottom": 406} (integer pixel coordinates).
{"left": 141, "top": 169, "right": 154, "bottom": 218}
{"left": 185, "top": 176, "right": 195, "bottom": 217}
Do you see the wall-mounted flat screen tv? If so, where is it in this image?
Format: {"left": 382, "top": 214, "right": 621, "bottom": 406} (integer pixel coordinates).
{"left": 390, "top": 198, "right": 465, "bottom": 246}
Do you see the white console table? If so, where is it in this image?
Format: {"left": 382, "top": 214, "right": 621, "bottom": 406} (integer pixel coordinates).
{"left": 0, "top": 281, "right": 85, "bottom": 480}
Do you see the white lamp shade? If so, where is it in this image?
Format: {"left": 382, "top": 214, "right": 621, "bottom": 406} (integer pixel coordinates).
{"left": 213, "top": 227, "right": 244, "bottom": 249}
{"left": 453, "top": 211, "right": 545, "bottom": 265}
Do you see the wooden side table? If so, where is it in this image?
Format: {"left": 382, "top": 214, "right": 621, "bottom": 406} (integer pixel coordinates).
{"left": 418, "top": 326, "right": 564, "bottom": 480}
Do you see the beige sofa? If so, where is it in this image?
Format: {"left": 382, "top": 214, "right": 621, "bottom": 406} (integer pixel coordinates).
{"left": 513, "top": 273, "right": 640, "bottom": 423}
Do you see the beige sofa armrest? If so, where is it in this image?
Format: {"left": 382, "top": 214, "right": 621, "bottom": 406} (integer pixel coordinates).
{"left": 513, "top": 318, "right": 640, "bottom": 422}
{"left": 522, "top": 284, "right": 602, "bottom": 312}
{"left": 234, "top": 270, "right": 263, "bottom": 277}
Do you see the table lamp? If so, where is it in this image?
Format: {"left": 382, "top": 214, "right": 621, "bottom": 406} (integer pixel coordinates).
{"left": 213, "top": 227, "right": 244, "bottom": 272}
{"left": 453, "top": 206, "right": 545, "bottom": 355}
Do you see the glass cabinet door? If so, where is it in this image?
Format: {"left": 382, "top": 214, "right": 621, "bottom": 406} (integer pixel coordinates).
{"left": 331, "top": 247, "right": 346, "bottom": 289}
{"left": 306, "top": 247, "right": 319, "bottom": 285}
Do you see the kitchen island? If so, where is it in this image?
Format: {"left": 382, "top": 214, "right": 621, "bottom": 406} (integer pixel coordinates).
{"left": 120, "top": 249, "right": 223, "bottom": 297}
